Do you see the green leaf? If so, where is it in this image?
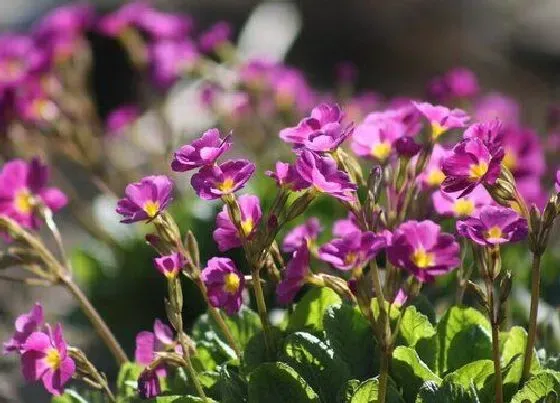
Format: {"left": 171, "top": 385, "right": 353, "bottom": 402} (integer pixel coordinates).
{"left": 398, "top": 305, "right": 437, "bottom": 370}
{"left": 436, "top": 306, "right": 491, "bottom": 374}
{"left": 117, "top": 362, "right": 143, "bottom": 398}
{"left": 323, "top": 304, "right": 378, "bottom": 379}
{"left": 443, "top": 360, "right": 494, "bottom": 392}
{"left": 337, "top": 379, "right": 361, "bottom": 403}
{"left": 282, "top": 332, "right": 352, "bottom": 403}
{"left": 248, "top": 362, "right": 320, "bottom": 402}
{"left": 52, "top": 390, "right": 89, "bottom": 403}
{"left": 218, "top": 364, "right": 248, "bottom": 403}
{"left": 391, "top": 346, "right": 441, "bottom": 402}
{"left": 416, "top": 381, "right": 478, "bottom": 403}
{"left": 243, "top": 327, "right": 285, "bottom": 373}
{"left": 288, "top": 287, "right": 342, "bottom": 333}
{"left": 349, "top": 378, "right": 404, "bottom": 403}
{"left": 502, "top": 326, "right": 539, "bottom": 370}
{"left": 502, "top": 355, "right": 525, "bottom": 402}
{"left": 511, "top": 371, "right": 560, "bottom": 403}
{"left": 122, "top": 396, "right": 218, "bottom": 403}
{"left": 410, "top": 295, "right": 436, "bottom": 325}
{"left": 193, "top": 337, "right": 237, "bottom": 372}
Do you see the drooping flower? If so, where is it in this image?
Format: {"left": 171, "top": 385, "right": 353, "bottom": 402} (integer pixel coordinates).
{"left": 191, "top": 159, "right": 255, "bottom": 200}
{"left": 213, "top": 194, "right": 261, "bottom": 252}
{"left": 154, "top": 252, "right": 185, "bottom": 279}
{"left": 432, "top": 186, "right": 493, "bottom": 218}
{"left": 474, "top": 93, "right": 519, "bottom": 126}
{"left": 116, "top": 175, "right": 173, "bottom": 223}
{"left": 417, "top": 144, "right": 450, "bottom": 188}
{"left": 201, "top": 257, "right": 245, "bottom": 315}
{"left": 199, "top": 22, "right": 232, "bottom": 53}
{"left": 387, "top": 220, "right": 460, "bottom": 282}
{"left": 318, "top": 230, "right": 386, "bottom": 271}
{"left": 21, "top": 324, "right": 75, "bottom": 396}
{"left": 295, "top": 151, "right": 357, "bottom": 202}
{"left": 4, "top": 303, "right": 44, "bottom": 354}
{"left": 395, "top": 136, "right": 422, "bottom": 158}
{"left": 441, "top": 137, "right": 503, "bottom": 197}
{"left": 0, "top": 158, "right": 68, "bottom": 230}
{"left": 265, "top": 162, "right": 309, "bottom": 191}
{"left": 277, "top": 244, "right": 310, "bottom": 304}
{"left": 351, "top": 118, "right": 404, "bottom": 163}
{"left": 282, "top": 218, "right": 322, "bottom": 252}
{"left": 332, "top": 214, "right": 361, "bottom": 237}
{"left": 148, "top": 40, "right": 199, "bottom": 89}
{"left": 135, "top": 319, "right": 180, "bottom": 377}
{"left": 172, "top": 129, "right": 231, "bottom": 172}
{"left": 138, "top": 369, "right": 161, "bottom": 399}
{"left": 457, "top": 205, "right": 528, "bottom": 247}
{"left": 105, "top": 104, "right": 139, "bottom": 136}
{"left": 0, "top": 34, "right": 47, "bottom": 91}
{"left": 412, "top": 101, "right": 469, "bottom": 140}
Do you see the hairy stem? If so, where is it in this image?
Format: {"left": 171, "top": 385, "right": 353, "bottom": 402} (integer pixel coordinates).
{"left": 521, "top": 253, "right": 541, "bottom": 384}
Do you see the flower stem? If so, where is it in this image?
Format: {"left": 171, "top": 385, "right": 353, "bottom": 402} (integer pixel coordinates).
{"left": 487, "top": 279, "right": 504, "bottom": 403}
{"left": 252, "top": 267, "right": 273, "bottom": 358}
{"left": 378, "top": 348, "right": 389, "bottom": 403}
{"left": 521, "top": 253, "right": 541, "bottom": 384}
{"left": 178, "top": 334, "right": 207, "bottom": 401}
{"left": 60, "top": 276, "right": 128, "bottom": 365}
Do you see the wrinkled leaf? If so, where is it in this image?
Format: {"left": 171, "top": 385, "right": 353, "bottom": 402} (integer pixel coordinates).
{"left": 288, "top": 287, "right": 342, "bottom": 333}
{"left": 248, "top": 362, "right": 320, "bottom": 402}
{"left": 391, "top": 346, "right": 441, "bottom": 402}
{"left": 349, "top": 378, "right": 404, "bottom": 403}
{"left": 511, "top": 371, "right": 560, "bottom": 403}
{"left": 243, "top": 327, "right": 284, "bottom": 374}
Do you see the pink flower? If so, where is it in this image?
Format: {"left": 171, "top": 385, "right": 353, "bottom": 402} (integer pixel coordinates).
{"left": 277, "top": 244, "right": 310, "bottom": 304}
{"left": 172, "top": 128, "right": 232, "bottom": 172}
{"left": 332, "top": 214, "right": 361, "bottom": 237}
{"left": 199, "top": 22, "right": 232, "bottom": 53}
{"left": 282, "top": 218, "right": 322, "bottom": 252}
{"left": 266, "top": 162, "right": 309, "bottom": 191}
{"left": 148, "top": 40, "right": 199, "bottom": 89}
{"left": 3, "top": 303, "right": 44, "bottom": 354}
{"left": 135, "top": 319, "right": 180, "bottom": 377}
{"left": 202, "top": 257, "right": 245, "bottom": 315}
{"left": 432, "top": 186, "right": 493, "bottom": 218}
{"left": 154, "top": 252, "right": 185, "bottom": 279}
{"left": 413, "top": 101, "right": 469, "bottom": 140}
{"left": 444, "top": 67, "right": 479, "bottom": 99}
{"left": 105, "top": 105, "right": 139, "bottom": 136}
{"left": 191, "top": 159, "right": 255, "bottom": 200}
{"left": 351, "top": 118, "right": 404, "bottom": 163}
{"left": 116, "top": 175, "right": 173, "bottom": 223}
{"left": 474, "top": 93, "right": 519, "bottom": 126}
{"left": 417, "top": 144, "right": 450, "bottom": 188}
{"left": 213, "top": 194, "right": 261, "bottom": 252}
{"left": 318, "top": 230, "right": 386, "bottom": 271}
{"left": 21, "top": 324, "right": 75, "bottom": 396}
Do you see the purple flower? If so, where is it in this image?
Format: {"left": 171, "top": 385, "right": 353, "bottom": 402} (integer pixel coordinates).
{"left": 395, "top": 136, "right": 422, "bottom": 158}
{"left": 444, "top": 67, "right": 479, "bottom": 99}
{"left": 14, "top": 80, "right": 59, "bottom": 125}
{"left": 199, "top": 22, "right": 232, "bottom": 53}
{"left": 154, "top": 252, "right": 185, "bottom": 279}
{"left": 463, "top": 120, "right": 504, "bottom": 154}
{"left": 474, "top": 93, "right": 519, "bottom": 126}
{"left": 417, "top": 144, "right": 450, "bottom": 188}
{"left": 279, "top": 103, "right": 349, "bottom": 152}
{"left": 105, "top": 105, "right": 139, "bottom": 136}
{"left": 457, "top": 205, "right": 528, "bottom": 247}
{"left": 343, "top": 91, "right": 382, "bottom": 122}
{"left": 432, "top": 186, "right": 493, "bottom": 218}
{"left": 97, "top": 1, "right": 150, "bottom": 37}
{"left": 213, "top": 194, "right": 261, "bottom": 252}
{"left": 441, "top": 137, "right": 503, "bottom": 197}
{"left": 148, "top": 40, "right": 199, "bottom": 89}
{"left": 116, "top": 175, "right": 173, "bottom": 223}
{"left": 277, "top": 244, "right": 310, "bottom": 304}
{"left": 332, "top": 214, "right": 361, "bottom": 237}
{"left": 271, "top": 66, "right": 314, "bottom": 112}
{"left": 171, "top": 128, "right": 231, "bottom": 172}
{"left": 364, "top": 104, "right": 422, "bottom": 137}
{"left": 191, "top": 160, "right": 255, "bottom": 201}
{"left": 0, "top": 158, "right": 68, "bottom": 230}
{"left": 21, "top": 324, "right": 75, "bottom": 396}
{"left": 135, "top": 319, "right": 180, "bottom": 377}
{"left": 282, "top": 218, "right": 322, "bottom": 252}
{"left": 318, "top": 230, "right": 386, "bottom": 271}
{"left": 33, "top": 3, "right": 95, "bottom": 40}
{"left": 266, "top": 162, "right": 309, "bottom": 191}
{"left": 556, "top": 170, "right": 560, "bottom": 193}
{"left": 201, "top": 257, "right": 245, "bottom": 315}
{"left": 138, "top": 370, "right": 161, "bottom": 399}
{"left": 351, "top": 118, "right": 404, "bottom": 163}
{"left": 135, "top": 9, "right": 193, "bottom": 40}
{"left": 0, "top": 34, "right": 47, "bottom": 91}
{"left": 295, "top": 151, "right": 357, "bottom": 202}
{"left": 4, "top": 303, "right": 44, "bottom": 354}
{"left": 499, "top": 126, "right": 545, "bottom": 180}
{"left": 387, "top": 220, "right": 460, "bottom": 282}
{"left": 413, "top": 101, "right": 469, "bottom": 140}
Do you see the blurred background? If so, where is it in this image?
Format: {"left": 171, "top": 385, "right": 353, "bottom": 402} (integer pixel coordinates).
{"left": 0, "top": 0, "right": 559, "bottom": 401}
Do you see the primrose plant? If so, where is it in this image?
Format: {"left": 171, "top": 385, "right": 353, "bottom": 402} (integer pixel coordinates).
{"left": 1, "top": 2, "right": 560, "bottom": 403}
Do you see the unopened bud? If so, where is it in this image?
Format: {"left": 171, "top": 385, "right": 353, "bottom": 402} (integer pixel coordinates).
{"left": 185, "top": 230, "right": 200, "bottom": 269}
{"left": 499, "top": 270, "right": 512, "bottom": 304}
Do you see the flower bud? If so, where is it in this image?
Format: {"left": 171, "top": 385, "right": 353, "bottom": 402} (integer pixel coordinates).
{"left": 395, "top": 136, "right": 421, "bottom": 158}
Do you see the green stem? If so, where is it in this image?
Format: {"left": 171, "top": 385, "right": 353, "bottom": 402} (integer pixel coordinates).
{"left": 178, "top": 335, "right": 207, "bottom": 401}
{"left": 521, "top": 253, "right": 542, "bottom": 384}
{"left": 252, "top": 268, "right": 273, "bottom": 357}
{"left": 487, "top": 280, "right": 504, "bottom": 403}
{"left": 378, "top": 348, "right": 389, "bottom": 403}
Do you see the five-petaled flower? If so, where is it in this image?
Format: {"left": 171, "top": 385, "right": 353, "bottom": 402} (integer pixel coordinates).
{"left": 266, "top": 162, "right": 309, "bottom": 191}
{"left": 213, "top": 194, "right": 261, "bottom": 252}
{"left": 351, "top": 118, "right": 404, "bottom": 163}
{"left": 202, "top": 257, "right": 245, "bottom": 315}
{"left": 172, "top": 128, "right": 232, "bottom": 172}
{"left": 116, "top": 175, "right": 173, "bottom": 223}
{"left": 282, "top": 218, "right": 322, "bottom": 252}
{"left": 318, "top": 230, "right": 386, "bottom": 271}
{"left": 154, "top": 252, "right": 185, "bottom": 279}
{"left": 413, "top": 101, "right": 469, "bottom": 140}
{"left": 191, "top": 159, "right": 255, "bottom": 200}
{"left": 3, "top": 303, "right": 44, "bottom": 354}
{"left": 432, "top": 186, "right": 493, "bottom": 218}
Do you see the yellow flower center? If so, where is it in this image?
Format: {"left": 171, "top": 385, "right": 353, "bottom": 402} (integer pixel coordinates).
{"left": 502, "top": 150, "right": 517, "bottom": 170}
{"left": 426, "top": 169, "right": 445, "bottom": 186}
{"left": 223, "top": 273, "right": 240, "bottom": 294}
{"left": 45, "top": 348, "right": 61, "bottom": 370}
{"left": 344, "top": 251, "right": 358, "bottom": 266}
{"left": 240, "top": 218, "right": 253, "bottom": 236}
{"left": 370, "top": 142, "right": 392, "bottom": 161}
{"left": 469, "top": 162, "right": 489, "bottom": 180}
{"left": 485, "top": 226, "right": 502, "bottom": 240}
{"left": 431, "top": 122, "right": 446, "bottom": 140}
{"left": 219, "top": 178, "right": 235, "bottom": 193}
{"left": 14, "top": 189, "right": 34, "bottom": 214}
{"left": 453, "top": 199, "right": 475, "bottom": 217}
{"left": 412, "top": 248, "right": 435, "bottom": 269}
{"left": 143, "top": 200, "right": 160, "bottom": 218}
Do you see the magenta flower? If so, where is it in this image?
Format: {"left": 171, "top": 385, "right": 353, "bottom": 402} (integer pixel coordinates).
{"left": 191, "top": 160, "right": 255, "bottom": 200}
{"left": 199, "top": 22, "right": 232, "bottom": 53}
{"left": 332, "top": 214, "right": 361, "bottom": 237}
{"left": 277, "top": 244, "right": 310, "bottom": 304}
{"left": 138, "top": 369, "right": 161, "bottom": 399}
{"left": 105, "top": 105, "right": 139, "bottom": 136}
{"left": 0, "top": 34, "right": 47, "bottom": 90}
{"left": 282, "top": 218, "right": 322, "bottom": 252}
{"left": 295, "top": 151, "right": 357, "bottom": 202}
{"left": 116, "top": 175, "right": 173, "bottom": 223}
{"left": 21, "top": 324, "right": 75, "bottom": 396}
{"left": 148, "top": 40, "right": 199, "bottom": 89}
{"left": 556, "top": 170, "right": 560, "bottom": 193}
{"left": 516, "top": 179, "right": 548, "bottom": 211}
{"left": 499, "top": 126, "right": 545, "bottom": 180}
{"left": 457, "top": 205, "right": 528, "bottom": 247}
{"left": 474, "top": 93, "right": 519, "bottom": 126}
{"left": 266, "top": 162, "right": 309, "bottom": 191}
{"left": 0, "top": 158, "right": 68, "bottom": 230}
{"left": 279, "top": 103, "right": 349, "bottom": 152}
{"left": 4, "top": 303, "right": 44, "bottom": 354}
{"left": 97, "top": 1, "right": 150, "bottom": 37}
{"left": 387, "top": 220, "right": 460, "bottom": 282}
{"left": 441, "top": 137, "right": 503, "bottom": 197}
{"left": 417, "top": 144, "right": 450, "bottom": 188}
{"left": 444, "top": 67, "right": 479, "bottom": 99}
{"left": 135, "top": 9, "right": 193, "bottom": 40}
{"left": 201, "top": 257, "right": 245, "bottom": 315}
{"left": 395, "top": 136, "right": 421, "bottom": 158}
{"left": 364, "top": 104, "right": 422, "bottom": 137}
{"left": 318, "top": 230, "right": 386, "bottom": 271}
{"left": 135, "top": 319, "right": 180, "bottom": 377}
{"left": 463, "top": 120, "right": 504, "bottom": 154}
{"left": 271, "top": 67, "right": 314, "bottom": 112}
{"left": 14, "top": 81, "right": 59, "bottom": 125}
{"left": 154, "top": 252, "right": 185, "bottom": 279}
{"left": 171, "top": 128, "right": 232, "bottom": 172}
{"left": 412, "top": 101, "right": 469, "bottom": 140}
{"left": 343, "top": 91, "right": 382, "bottom": 123}
{"left": 33, "top": 3, "right": 94, "bottom": 39}
{"left": 351, "top": 118, "right": 404, "bottom": 163}
{"left": 432, "top": 186, "right": 492, "bottom": 218}
{"left": 393, "top": 288, "right": 408, "bottom": 306}
{"left": 213, "top": 194, "right": 261, "bottom": 252}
